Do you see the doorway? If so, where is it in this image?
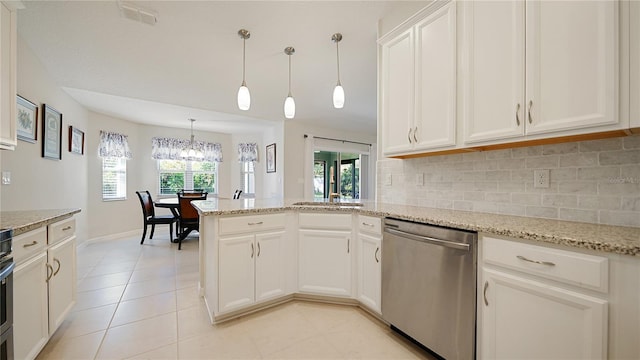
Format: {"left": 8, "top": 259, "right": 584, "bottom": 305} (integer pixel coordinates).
{"left": 314, "top": 151, "right": 363, "bottom": 200}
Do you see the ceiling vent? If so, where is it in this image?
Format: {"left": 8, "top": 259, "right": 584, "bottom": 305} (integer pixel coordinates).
{"left": 119, "top": 2, "right": 158, "bottom": 26}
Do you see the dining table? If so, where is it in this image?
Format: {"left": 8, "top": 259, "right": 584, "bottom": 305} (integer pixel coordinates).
{"left": 154, "top": 197, "right": 180, "bottom": 217}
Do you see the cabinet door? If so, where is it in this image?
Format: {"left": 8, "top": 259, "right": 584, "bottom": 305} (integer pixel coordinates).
{"left": 414, "top": 2, "right": 457, "bottom": 150}
{"left": 381, "top": 28, "right": 415, "bottom": 156}
{"left": 525, "top": 1, "right": 618, "bottom": 135}
{"left": 14, "top": 253, "right": 49, "bottom": 360}
{"left": 480, "top": 268, "right": 607, "bottom": 359}
{"left": 358, "top": 233, "right": 381, "bottom": 313}
{"left": 461, "top": 0, "right": 525, "bottom": 144}
{"left": 298, "top": 230, "right": 351, "bottom": 297}
{"left": 0, "top": 3, "right": 16, "bottom": 150}
{"left": 255, "top": 231, "right": 286, "bottom": 303}
{"left": 47, "top": 236, "right": 77, "bottom": 335}
{"left": 218, "top": 234, "right": 255, "bottom": 313}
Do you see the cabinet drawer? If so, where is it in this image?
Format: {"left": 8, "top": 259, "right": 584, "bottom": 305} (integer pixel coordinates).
{"left": 483, "top": 236, "right": 608, "bottom": 293}
{"left": 13, "top": 227, "right": 47, "bottom": 264}
{"left": 219, "top": 213, "right": 285, "bottom": 236}
{"left": 48, "top": 217, "right": 76, "bottom": 245}
{"left": 298, "top": 213, "right": 352, "bottom": 230}
{"left": 358, "top": 215, "right": 381, "bottom": 235}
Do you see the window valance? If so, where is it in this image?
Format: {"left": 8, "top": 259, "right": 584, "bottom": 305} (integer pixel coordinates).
{"left": 99, "top": 131, "right": 132, "bottom": 159}
{"left": 151, "top": 137, "right": 223, "bottom": 162}
{"left": 238, "top": 142, "right": 258, "bottom": 162}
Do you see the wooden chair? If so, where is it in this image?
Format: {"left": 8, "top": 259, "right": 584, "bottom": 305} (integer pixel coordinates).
{"left": 179, "top": 189, "right": 205, "bottom": 195}
{"left": 233, "top": 189, "right": 243, "bottom": 199}
{"left": 176, "top": 192, "right": 207, "bottom": 250}
{"left": 136, "top": 190, "right": 177, "bottom": 245}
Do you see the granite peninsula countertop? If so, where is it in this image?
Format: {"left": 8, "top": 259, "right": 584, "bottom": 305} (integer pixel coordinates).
{"left": 192, "top": 199, "right": 640, "bottom": 257}
{"left": 0, "top": 208, "right": 81, "bottom": 236}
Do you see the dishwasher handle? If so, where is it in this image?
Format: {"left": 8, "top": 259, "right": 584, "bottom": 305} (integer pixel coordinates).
{"left": 384, "top": 227, "right": 470, "bottom": 251}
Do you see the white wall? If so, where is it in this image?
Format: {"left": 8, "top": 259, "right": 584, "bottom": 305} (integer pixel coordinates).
{"left": 283, "top": 121, "right": 376, "bottom": 199}
{"left": 0, "top": 37, "right": 89, "bottom": 241}
{"left": 377, "top": 1, "right": 430, "bottom": 38}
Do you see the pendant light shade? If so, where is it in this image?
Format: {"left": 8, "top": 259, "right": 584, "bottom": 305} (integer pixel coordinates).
{"left": 331, "top": 33, "right": 345, "bottom": 109}
{"left": 284, "top": 47, "right": 296, "bottom": 119}
{"left": 237, "top": 29, "right": 251, "bottom": 111}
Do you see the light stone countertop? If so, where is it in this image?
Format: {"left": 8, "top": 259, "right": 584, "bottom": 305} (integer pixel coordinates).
{"left": 0, "top": 209, "right": 81, "bottom": 236}
{"left": 192, "top": 199, "right": 640, "bottom": 257}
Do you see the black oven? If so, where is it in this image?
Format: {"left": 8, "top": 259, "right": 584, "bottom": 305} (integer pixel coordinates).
{"left": 0, "top": 229, "right": 13, "bottom": 360}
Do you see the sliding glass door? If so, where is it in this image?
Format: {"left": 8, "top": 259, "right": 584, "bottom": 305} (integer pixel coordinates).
{"left": 313, "top": 151, "right": 363, "bottom": 200}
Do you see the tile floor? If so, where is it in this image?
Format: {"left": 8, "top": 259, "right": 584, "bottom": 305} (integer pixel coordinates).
{"left": 36, "top": 232, "right": 434, "bottom": 360}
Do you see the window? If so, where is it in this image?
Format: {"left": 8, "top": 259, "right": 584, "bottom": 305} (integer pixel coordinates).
{"left": 158, "top": 159, "right": 217, "bottom": 195}
{"left": 240, "top": 161, "right": 255, "bottom": 196}
{"left": 102, "top": 157, "right": 127, "bottom": 200}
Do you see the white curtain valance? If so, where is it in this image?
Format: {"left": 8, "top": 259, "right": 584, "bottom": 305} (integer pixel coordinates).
{"left": 238, "top": 142, "right": 258, "bottom": 162}
{"left": 99, "top": 131, "right": 132, "bottom": 159}
{"left": 151, "top": 137, "right": 223, "bottom": 162}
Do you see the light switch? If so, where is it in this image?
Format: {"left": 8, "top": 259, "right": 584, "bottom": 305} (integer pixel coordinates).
{"left": 1, "top": 171, "right": 10, "bottom": 185}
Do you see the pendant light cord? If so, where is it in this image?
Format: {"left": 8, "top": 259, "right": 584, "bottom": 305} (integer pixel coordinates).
{"left": 336, "top": 40, "right": 341, "bottom": 85}
{"left": 288, "top": 53, "right": 292, "bottom": 97}
{"left": 242, "top": 37, "right": 247, "bottom": 86}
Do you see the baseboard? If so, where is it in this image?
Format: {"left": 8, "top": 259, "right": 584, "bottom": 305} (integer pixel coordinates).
{"left": 83, "top": 229, "right": 141, "bottom": 245}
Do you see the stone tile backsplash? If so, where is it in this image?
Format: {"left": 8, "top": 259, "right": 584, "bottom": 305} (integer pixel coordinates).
{"left": 377, "top": 136, "right": 640, "bottom": 228}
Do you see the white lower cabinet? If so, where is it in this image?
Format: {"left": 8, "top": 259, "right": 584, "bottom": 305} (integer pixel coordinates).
{"left": 14, "top": 253, "right": 48, "bottom": 360}
{"left": 357, "top": 233, "right": 381, "bottom": 313}
{"left": 481, "top": 268, "right": 607, "bottom": 359}
{"left": 13, "top": 217, "right": 77, "bottom": 360}
{"left": 298, "top": 229, "right": 352, "bottom": 297}
{"left": 479, "top": 236, "right": 608, "bottom": 359}
{"left": 218, "top": 230, "right": 286, "bottom": 314}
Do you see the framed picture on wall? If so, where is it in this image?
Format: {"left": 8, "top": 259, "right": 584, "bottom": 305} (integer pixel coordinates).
{"left": 16, "top": 95, "right": 38, "bottom": 143}
{"left": 69, "top": 126, "right": 85, "bottom": 155}
{"left": 42, "top": 104, "right": 62, "bottom": 160}
{"left": 266, "top": 143, "right": 276, "bottom": 173}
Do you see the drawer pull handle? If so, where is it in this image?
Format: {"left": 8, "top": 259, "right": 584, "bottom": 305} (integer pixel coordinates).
{"left": 347, "top": 238, "right": 350, "bottom": 254}
{"left": 53, "top": 258, "right": 61, "bottom": 276}
{"left": 374, "top": 247, "right": 380, "bottom": 263}
{"left": 516, "top": 255, "right": 555, "bottom": 267}
{"left": 362, "top": 222, "right": 374, "bottom": 227}
{"left": 23, "top": 241, "right": 38, "bottom": 248}
{"left": 483, "top": 281, "right": 489, "bottom": 306}
{"left": 62, "top": 226, "right": 72, "bottom": 231}
{"left": 248, "top": 222, "right": 263, "bottom": 226}
{"left": 251, "top": 243, "right": 254, "bottom": 258}
{"left": 257, "top": 242, "right": 261, "bottom": 257}
{"left": 46, "top": 264, "right": 54, "bottom": 282}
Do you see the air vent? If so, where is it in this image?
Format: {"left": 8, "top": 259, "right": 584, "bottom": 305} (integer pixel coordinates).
{"left": 119, "top": 2, "right": 158, "bottom": 26}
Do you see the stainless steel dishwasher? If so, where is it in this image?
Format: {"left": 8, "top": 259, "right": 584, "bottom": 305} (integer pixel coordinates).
{"left": 382, "top": 218, "right": 477, "bottom": 360}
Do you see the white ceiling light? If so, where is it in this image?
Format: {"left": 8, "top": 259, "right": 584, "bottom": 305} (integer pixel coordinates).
{"left": 331, "top": 33, "right": 345, "bottom": 109}
{"left": 237, "top": 29, "right": 251, "bottom": 111}
{"left": 180, "top": 118, "right": 204, "bottom": 160}
{"left": 284, "top": 47, "right": 296, "bottom": 119}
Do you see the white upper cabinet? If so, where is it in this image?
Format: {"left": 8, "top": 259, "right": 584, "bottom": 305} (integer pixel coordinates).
{"left": 380, "top": 1, "right": 457, "bottom": 156}
{"left": 462, "top": 0, "right": 620, "bottom": 145}
{"left": 0, "top": 2, "right": 17, "bottom": 150}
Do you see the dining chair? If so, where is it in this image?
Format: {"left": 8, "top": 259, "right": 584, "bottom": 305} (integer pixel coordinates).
{"left": 176, "top": 192, "right": 207, "bottom": 250}
{"left": 179, "top": 189, "right": 206, "bottom": 196}
{"left": 136, "top": 190, "right": 178, "bottom": 245}
{"left": 233, "top": 189, "right": 243, "bottom": 199}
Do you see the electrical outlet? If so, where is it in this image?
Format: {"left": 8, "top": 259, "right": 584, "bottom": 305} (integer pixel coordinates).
{"left": 1, "top": 171, "right": 10, "bottom": 185}
{"left": 534, "top": 169, "right": 550, "bottom": 188}
{"left": 384, "top": 173, "right": 392, "bottom": 186}
{"left": 416, "top": 173, "right": 424, "bottom": 186}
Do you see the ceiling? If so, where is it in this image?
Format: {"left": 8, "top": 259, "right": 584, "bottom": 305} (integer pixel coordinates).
{"left": 17, "top": 1, "right": 422, "bottom": 135}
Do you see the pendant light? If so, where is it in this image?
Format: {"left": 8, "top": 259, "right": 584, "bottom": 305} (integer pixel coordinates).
{"left": 237, "top": 29, "right": 251, "bottom": 111}
{"left": 283, "top": 47, "right": 296, "bottom": 119}
{"left": 331, "top": 33, "right": 345, "bottom": 109}
{"left": 180, "top": 118, "right": 204, "bottom": 160}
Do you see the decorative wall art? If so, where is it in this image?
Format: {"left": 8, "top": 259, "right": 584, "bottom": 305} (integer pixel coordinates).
{"left": 16, "top": 95, "right": 38, "bottom": 143}
{"left": 69, "top": 126, "right": 85, "bottom": 155}
{"left": 266, "top": 143, "right": 276, "bottom": 173}
{"left": 42, "top": 104, "right": 62, "bottom": 160}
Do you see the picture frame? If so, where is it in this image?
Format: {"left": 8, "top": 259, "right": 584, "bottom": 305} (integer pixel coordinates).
{"left": 69, "top": 126, "right": 85, "bottom": 155}
{"left": 16, "top": 95, "right": 38, "bottom": 143}
{"left": 42, "top": 104, "right": 62, "bottom": 160}
{"left": 266, "top": 143, "right": 276, "bottom": 173}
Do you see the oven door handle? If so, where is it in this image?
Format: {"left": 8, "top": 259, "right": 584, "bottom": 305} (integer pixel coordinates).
{"left": 0, "top": 261, "right": 15, "bottom": 282}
